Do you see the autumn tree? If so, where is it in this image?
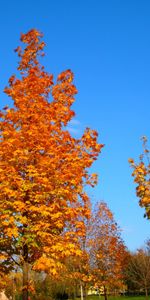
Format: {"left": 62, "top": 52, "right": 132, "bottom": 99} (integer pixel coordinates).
{"left": 129, "top": 136, "right": 150, "bottom": 218}
{"left": 0, "top": 29, "right": 103, "bottom": 300}
{"left": 89, "top": 202, "right": 127, "bottom": 300}
{"left": 50, "top": 215, "right": 93, "bottom": 300}
{"left": 67, "top": 205, "right": 95, "bottom": 300}
{"left": 126, "top": 243, "right": 150, "bottom": 299}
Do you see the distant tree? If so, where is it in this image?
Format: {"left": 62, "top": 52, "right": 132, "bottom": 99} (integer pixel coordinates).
{"left": 89, "top": 202, "right": 127, "bottom": 300}
{"left": 57, "top": 216, "right": 93, "bottom": 300}
{"left": 0, "top": 29, "right": 103, "bottom": 300}
{"left": 145, "top": 238, "right": 150, "bottom": 255}
{"left": 129, "top": 136, "right": 150, "bottom": 218}
{"left": 126, "top": 242, "right": 150, "bottom": 299}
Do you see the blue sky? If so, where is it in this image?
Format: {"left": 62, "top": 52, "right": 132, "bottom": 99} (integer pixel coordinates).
{"left": 0, "top": 0, "right": 149, "bottom": 251}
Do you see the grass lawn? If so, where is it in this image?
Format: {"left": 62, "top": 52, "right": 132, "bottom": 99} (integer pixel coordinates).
{"left": 85, "top": 296, "right": 148, "bottom": 300}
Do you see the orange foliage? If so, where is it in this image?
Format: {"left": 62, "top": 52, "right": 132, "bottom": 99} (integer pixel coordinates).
{"left": 129, "top": 136, "right": 150, "bottom": 218}
{"left": 89, "top": 202, "right": 127, "bottom": 292}
{"left": 0, "top": 29, "right": 103, "bottom": 280}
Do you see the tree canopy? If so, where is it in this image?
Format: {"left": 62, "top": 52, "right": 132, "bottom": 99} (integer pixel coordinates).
{"left": 129, "top": 137, "right": 150, "bottom": 218}
{"left": 0, "top": 29, "right": 103, "bottom": 299}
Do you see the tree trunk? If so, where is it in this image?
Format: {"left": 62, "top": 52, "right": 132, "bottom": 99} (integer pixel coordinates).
{"left": 83, "top": 283, "right": 87, "bottom": 300}
{"left": 145, "top": 286, "right": 148, "bottom": 300}
{"left": 22, "top": 244, "right": 29, "bottom": 300}
{"left": 104, "top": 286, "right": 108, "bottom": 300}
{"left": 23, "top": 260, "right": 29, "bottom": 300}
{"left": 80, "top": 283, "right": 84, "bottom": 300}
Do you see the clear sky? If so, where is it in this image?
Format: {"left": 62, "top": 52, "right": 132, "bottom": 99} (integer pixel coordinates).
{"left": 0, "top": 0, "right": 149, "bottom": 251}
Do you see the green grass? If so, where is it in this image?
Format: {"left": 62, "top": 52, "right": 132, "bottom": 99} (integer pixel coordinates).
{"left": 85, "top": 296, "right": 149, "bottom": 300}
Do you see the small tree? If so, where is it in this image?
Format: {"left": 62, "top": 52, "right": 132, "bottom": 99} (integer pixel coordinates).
{"left": 55, "top": 216, "right": 93, "bottom": 300}
{"left": 89, "top": 202, "right": 127, "bottom": 300}
{"left": 129, "top": 136, "right": 150, "bottom": 218}
{"left": 126, "top": 243, "right": 150, "bottom": 299}
{"left": 0, "top": 29, "right": 103, "bottom": 300}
